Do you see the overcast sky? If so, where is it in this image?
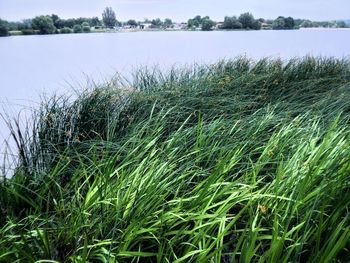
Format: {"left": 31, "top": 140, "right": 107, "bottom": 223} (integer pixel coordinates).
{"left": 0, "top": 0, "right": 349, "bottom": 22}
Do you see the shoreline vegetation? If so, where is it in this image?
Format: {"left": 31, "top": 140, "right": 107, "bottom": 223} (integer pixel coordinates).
{"left": 5, "top": 26, "right": 350, "bottom": 38}
{"left": 1, "top": 7, "right": 349, "bottom": 37}
{"left": 1, "top": 56, "right": 350, "bottom": 261}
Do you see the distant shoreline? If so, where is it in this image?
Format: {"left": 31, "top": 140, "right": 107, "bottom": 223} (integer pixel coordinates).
{"left": 6, "top": 27, "right": 350, "bottom": 37}
{"left": 299, "top": 27, "right": 350, "bottom": 31}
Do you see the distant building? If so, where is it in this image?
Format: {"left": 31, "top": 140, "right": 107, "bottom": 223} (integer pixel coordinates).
{"left": 139, "top": 23, "right": 153, "bottom": 30}
{"left": 216, "top": 22, "right": 224, "bottom": 29}
{"left": 172, "top": 22, "right": 188, "bottom": 30}
{"left": 261, "top": 23, "right": 271, "bottom": 30}
{"left": 180, "top": 23, "right": 188, "bottom": 29}
{"left": 173, "top": 23, "right": 181, "bottom": 30}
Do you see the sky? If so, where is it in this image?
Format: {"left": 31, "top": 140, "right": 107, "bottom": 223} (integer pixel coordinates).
{"left": 0, "top": 0, "right": 349, "bottom": 22}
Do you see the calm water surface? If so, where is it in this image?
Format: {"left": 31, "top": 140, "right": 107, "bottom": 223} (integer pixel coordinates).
{"left": 0, "top": 29, "right": 350, "bottom": 163}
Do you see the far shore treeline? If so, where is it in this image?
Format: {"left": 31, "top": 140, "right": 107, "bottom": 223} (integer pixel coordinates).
{"left": 0, "top": 7, "right": 349, "bottom": 37}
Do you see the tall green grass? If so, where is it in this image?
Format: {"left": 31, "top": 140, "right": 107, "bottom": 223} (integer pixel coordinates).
{"left": 1, "top": 57, "right": 350, "bottom": 262}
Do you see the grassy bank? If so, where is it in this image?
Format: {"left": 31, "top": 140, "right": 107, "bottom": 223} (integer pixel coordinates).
{"left": 1, "top": 57, "right": 350, "bottom": 262}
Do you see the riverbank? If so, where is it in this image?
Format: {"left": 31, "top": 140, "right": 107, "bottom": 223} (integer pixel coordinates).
{"left": 7, "top": 26, "right": 350, "bottom": 36}
{"left": 299, "top": 27, "right": 350, "bottom": 31}
{"left": 7, "top": 27, "right": 183, "bottom": 36}
{"left": 6, "top": 27, "right": 255, "bottom": 36}
{"left": 1, "top": 57, "right": 350, "bottom": 261}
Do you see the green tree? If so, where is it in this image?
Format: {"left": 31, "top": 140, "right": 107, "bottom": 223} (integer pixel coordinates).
{"left": 163, "top": 18, "right": 173, "bottom": 28}
{"left": 127, "top": 19, "right": 138, "bottom": 27}
{"left": 201, "top": 17, "right": 215, "bottom": 31}
{"left": 51, "top": 14, "right": 60, "bottom": 28}
{"left": 75, "top": 18, "right": 88, "bottom": 25}
{"left": 0, "top": 19, "right": 9, "bottom": 36}
{"left": 272, "top": 16, "right": 286, "bottom": 30}
{"left": 73, "top": 24, "right": 82, "bottom": 33}
{"left": 82, "top": 22, "right": 91, "bottom": 32}
{"left": 20, "top": 19, "right": 32, "bottom": 30}
{"left": 91, "top": 17, "right": 101, "bottom": 27}
{"left": 300, "top": 20, "right": 313, "bottom": 28}
{"left": 187, "top": 19, "right": 197, "bottom": 28}
{"left": 63, "top": 18, "right": 76, "bottom": 28}
{"left": 102, "top": 7, "right": 117, "bottom": 28}
{"left": 32, "top": 15, "right": 56, "bottom": 34}
{"left": 238, "top": 12, "right": 255, "bottom": 29}
{"left": 222, "top": 16, "right": 242, "bottom": 29}
{"left": 222, "top": 16, "right": 233, "bottom": 29}
{"left": 151, "top": 18, "right": 163, "bottom": 28}
{"left": 337, "top": 21, "right": 347, "bottom": 28}
{"left": 6, "top": 21, "right": 18, "bottom": 31}
{"left": 60, "top": 27, "right": 72, "bottom": 33}
{"left": 294, "top": 19, "right": 304, "bottom": 28}
{"left": 193, "top": 15, "right": 202, "bottom": 24}
{"left": 285, "top": 17, "right": 295, "bottom": 29}
{"left": 252, "top": 19, "right": 261, "bottom": 30}
{"left": 188, "top": 15, "right": 202, "bottom": 28}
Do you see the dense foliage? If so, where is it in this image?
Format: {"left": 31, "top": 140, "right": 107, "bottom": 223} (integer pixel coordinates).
{"left": 221, "top": 16, "right": 243, "bottom": 29}
{"left": 60, "top": 27, "right": 72, "bottom": 34}
{"left": 272, "top": 16, "right": 295, "bottom": 30}
{"left": 163, "top": 18, "right": 173, "bottom": 28}
{"left": 1, "top": 10, "right": 348, "bottom": 36}
{"left": 0, "top": 18, "right": 9, "bottom": 36}
{"left": 54, "top": 16, "right": 101, "bottom": 29}
{"left": 188, "top": 15, "right": 203, "bottom": 28}
{"left": 238, "top": 12, "right": 254, "bottom": 28}
{"left": 187, "top": 15, "right": 216, "bottom": 31}
{"left": 238, "top": 12, "right": 261, "bottom": 30}
{"left": 151, "top": 18, "right": 163, "bottom": 28}
{"left": 201, "top": 17, "right": 216, "bottom": 31}
{"left": 73, "top": 24, "right": 83, "bottom": 33}
{"left": 126, "top": 19, "right": 138, "bottom": 27}
{"left": 32, "top": 15, "right": 56, "bottom": 34}
{"left": 82, "top": 22, "right": 91, "bottom": 33}
{"left": 1, "top": 57, "right": 350, "bottom": 262}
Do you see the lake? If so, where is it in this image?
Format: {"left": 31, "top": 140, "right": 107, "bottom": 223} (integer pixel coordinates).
{"left": 0, "top": 29, "right": 350, "bottom": 168}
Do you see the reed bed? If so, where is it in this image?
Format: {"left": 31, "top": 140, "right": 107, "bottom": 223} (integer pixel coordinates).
{"left": 1, "top": 57, "right": 350, "bottom": 262}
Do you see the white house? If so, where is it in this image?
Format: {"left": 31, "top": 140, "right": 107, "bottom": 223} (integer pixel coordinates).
{"left": 139, "top": 23, "right": 153, "bottom": 30}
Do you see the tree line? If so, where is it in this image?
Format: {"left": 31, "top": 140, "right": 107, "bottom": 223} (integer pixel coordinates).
{"left": 0, "top": 7, "right": 117, "bottom": 36}
{"left": 199, "top": 13, "right": 348, "bottom": 31}
{"left": 0, "top": 8, "right": 349, "bottom": 37}
{"left": 0, "top": 7, "right": 175, "bottom": 36}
